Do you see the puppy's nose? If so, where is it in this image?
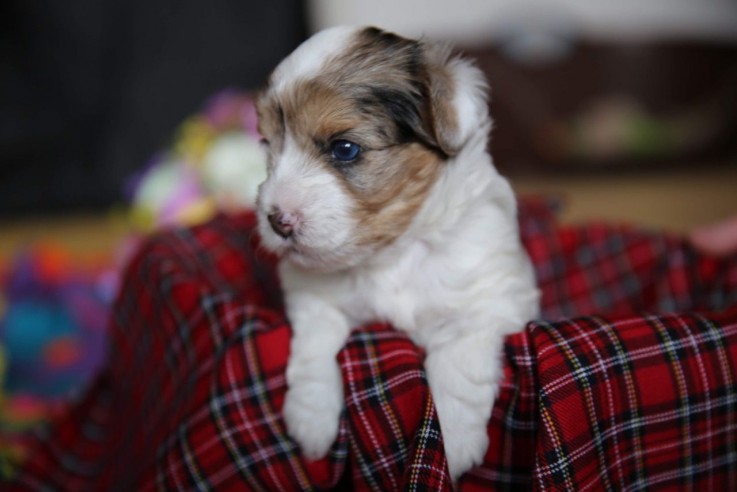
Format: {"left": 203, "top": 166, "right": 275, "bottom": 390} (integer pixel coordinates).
{"left": 267, "top": 210, "right": 295, "bottom": 239}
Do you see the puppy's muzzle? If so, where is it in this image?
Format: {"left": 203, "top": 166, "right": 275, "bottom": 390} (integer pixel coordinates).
{"left": 268, "top": 209, "right": 296, "bottom": 239}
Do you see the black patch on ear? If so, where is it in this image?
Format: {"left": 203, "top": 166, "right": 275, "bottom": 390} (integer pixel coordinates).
{"left": 365, "top": 87, "right": 423, "bottom": 143}
{"left": 372, "top": 86, "right": 449, "bottom": 159}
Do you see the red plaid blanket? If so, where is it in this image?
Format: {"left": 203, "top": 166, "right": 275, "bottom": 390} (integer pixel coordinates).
{"left": 7, "top": 200, "right": 737, "bottom": 491}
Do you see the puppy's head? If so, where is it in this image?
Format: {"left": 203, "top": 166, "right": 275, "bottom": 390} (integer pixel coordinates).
{"left": 256, "top": 26, "right": 488, "bottom": 271}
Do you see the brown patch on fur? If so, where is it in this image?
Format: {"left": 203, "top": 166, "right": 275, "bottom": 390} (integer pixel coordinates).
{"left": 350, "top": 143, "right": 443, "bottom": 249}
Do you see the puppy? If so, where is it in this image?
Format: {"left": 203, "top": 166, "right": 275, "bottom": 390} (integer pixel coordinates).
{"left": 255, "top": 26, "right": 540, "bottom": 481}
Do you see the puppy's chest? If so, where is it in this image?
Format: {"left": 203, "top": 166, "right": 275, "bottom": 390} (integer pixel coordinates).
{"left": 338, "top": 261, "right": 448, "bottom": 341}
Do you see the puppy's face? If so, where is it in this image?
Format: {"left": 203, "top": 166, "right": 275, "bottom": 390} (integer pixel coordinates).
{"left": 256, "top": 26, "right": 481, "bottom": 272}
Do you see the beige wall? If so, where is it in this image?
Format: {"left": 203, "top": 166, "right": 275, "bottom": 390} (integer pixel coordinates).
{"left": 308, "top": 0, "right": 737, "bottom": 45}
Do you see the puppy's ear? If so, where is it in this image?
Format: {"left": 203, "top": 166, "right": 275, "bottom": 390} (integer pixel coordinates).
{"left": 421, "top": 44, "right": 489, "bottom": 157}
{"left": 347, "top": 28, "right": 488, "bottom": 157}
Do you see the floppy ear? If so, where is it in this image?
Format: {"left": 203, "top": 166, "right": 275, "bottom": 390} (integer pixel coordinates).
{"left": 345, "top": 27, "right": 489, "bottom": 157}
{"left": 422, "top": 43, "right": 490, "bottom": 157}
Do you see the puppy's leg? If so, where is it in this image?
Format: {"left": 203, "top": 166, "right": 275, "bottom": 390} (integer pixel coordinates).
{"left": 283, "top": 294, "right": 350, "bottom": 459}
{"left": 424, "top": 332, "right": 502, "bottom": 481}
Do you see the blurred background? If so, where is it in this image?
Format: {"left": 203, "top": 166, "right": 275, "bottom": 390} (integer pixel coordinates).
{"left": 0, "top": 0, "right": 736, "bottom": 472}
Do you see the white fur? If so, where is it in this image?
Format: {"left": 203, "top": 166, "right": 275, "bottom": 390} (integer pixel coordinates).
{"left": 257, "top": 26, "right": 540, "bottom": 481}
{"left": 270, "top": 26, "right": 358, "bottom": 94}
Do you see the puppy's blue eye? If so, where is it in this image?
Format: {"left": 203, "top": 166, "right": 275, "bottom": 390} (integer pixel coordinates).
{"left": 331, "top": 140, "right": 361, "bottom": 162}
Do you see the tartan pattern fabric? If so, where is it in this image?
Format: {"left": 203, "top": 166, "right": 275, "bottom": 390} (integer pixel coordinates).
{"left": 7, "top": 200, "right": 737, "bottom": 491}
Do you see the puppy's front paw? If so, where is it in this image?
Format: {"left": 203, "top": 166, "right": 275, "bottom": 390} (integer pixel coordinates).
{"left": 441, "top": 417, "right": 489, "bottom": 482}
{"left": 283, "top": 364, "right": 344, "bottom": 459}
{"left": 425, "top": 334, "right": 501, "bottom": 481}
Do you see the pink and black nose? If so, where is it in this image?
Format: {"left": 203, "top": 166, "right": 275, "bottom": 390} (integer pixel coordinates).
{"left": 267, "top": 209, "right": 295, "bottom": 239}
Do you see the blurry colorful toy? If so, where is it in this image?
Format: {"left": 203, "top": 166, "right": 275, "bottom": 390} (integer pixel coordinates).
{"left": 0, "top": 243, "right": 111, "bottom": 475}
{"left": 128, "top": 89, "right": 267, "bottom": 232}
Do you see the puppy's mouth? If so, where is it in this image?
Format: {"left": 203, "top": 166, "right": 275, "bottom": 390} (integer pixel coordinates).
{"left": 265, "top": 229, "right": 301, "bottom": 256}
{"left": 261, "top": 222, "right": 329, "bottom": 267}
{"left": 281, "top": 242, "right": 338, "bottom": 272}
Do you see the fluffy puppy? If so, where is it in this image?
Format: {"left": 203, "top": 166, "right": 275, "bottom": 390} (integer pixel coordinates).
{"left": 256, "top": 26, "right": 540, "bottom": 481}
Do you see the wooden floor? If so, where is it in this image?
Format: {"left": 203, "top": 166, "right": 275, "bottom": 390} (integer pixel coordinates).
{"left": 1, "top": 164, "right": 736, "bottom": 260}
{"left": 511, "top": 164, "right": 737, "bottom": 234}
